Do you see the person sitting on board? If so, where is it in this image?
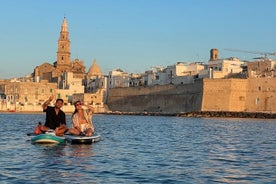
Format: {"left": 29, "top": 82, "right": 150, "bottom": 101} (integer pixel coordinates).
{"left": 34, "top": 95, "right": 68, "bottom": 136}
{"left": 34, "top": 122, "right": 42, "bottom": 135}
{"left": 68, "top": 100, "right": 95, "bottom": 137}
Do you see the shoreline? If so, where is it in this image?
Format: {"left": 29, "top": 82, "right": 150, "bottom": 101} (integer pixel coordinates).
{"left": 2, "top": 110, "right": 276, "bottom": 119}
{"left": 101, "top": 111, "right": 276, "bottom": 119}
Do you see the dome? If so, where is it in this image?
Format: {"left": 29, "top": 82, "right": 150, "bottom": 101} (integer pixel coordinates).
{"left": 88, "top": 59, "right": 102, "bottom": 77}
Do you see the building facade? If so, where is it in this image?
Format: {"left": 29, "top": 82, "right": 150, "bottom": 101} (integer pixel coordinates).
{"left": 1, "top": 18, "right": 106, "bottom": 112}
{"left": 33, "top": 17, "right": 86, "bottom": 85}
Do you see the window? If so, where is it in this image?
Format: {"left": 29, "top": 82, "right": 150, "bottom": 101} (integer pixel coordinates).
{"left": 255, "top": 97, "right": 260, "bottom": 105}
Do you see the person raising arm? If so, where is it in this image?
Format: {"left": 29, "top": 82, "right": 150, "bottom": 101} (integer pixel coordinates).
{"left": 35, "top": 95, "right": 68, "bottom": 136}
{"left": 68, "top": 101, "right": 95, "bottom": 137}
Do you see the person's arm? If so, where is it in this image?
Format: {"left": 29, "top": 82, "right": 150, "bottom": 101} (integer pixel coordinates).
{"left": 42, "top": 95, "right": 54, "bottom": 110}
{"left": 84, "top": 105, "right": 95, "bottom": 132}
{"left": 84, "top": 104, "right": 94, "bottom": 114}
{"left": 60, "top": 112, "right": 66, "bottom": 125}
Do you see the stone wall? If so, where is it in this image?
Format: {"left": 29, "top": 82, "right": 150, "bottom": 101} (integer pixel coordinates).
{"left": 201, "top": 78, "right": 247, "bottom": 112}
{"left": 246, "top": 78, "right": 276, "bottom": 113}
{"left": 5, "top": 81, "right": 57, "bottom": 104}
{"left": 107, "top": 79, "right": 203, "bottom": 113}
{"left": 107, "top": 78, "right": 276, "bottom": 114}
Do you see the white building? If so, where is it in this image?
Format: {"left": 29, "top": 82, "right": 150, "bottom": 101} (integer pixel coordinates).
{"left": 208, "top": 57, "right": 245, "bottom": 79}
{"left": 149, "top": 62, "right": 205, "bottom": 85}
{"left": 108, "top": 69, "right": 130, "bottom": 89}
{"left": 61, "top": 72, "right": 84, "bottom": 93}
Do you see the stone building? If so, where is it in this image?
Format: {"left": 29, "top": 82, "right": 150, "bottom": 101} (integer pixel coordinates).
{"left": 247, "top": 59, "right": 276, "bottom": 78}
{"left": 108, "top": 69, "right": 130, "bottom": 89}
{"left": 3, "top": 81, "right": 57, "bottom": 111}
{"left": 5, "top": 80, "right": 57, "bottom": 104}
{"left": 208, "top": 49, "right": 245, "bottom": 79}
{"left": 0, "top": 17, "right": 107, "bottom": 112}
{"left": 33, "top": 17, "right": 86, "bottom": 87}
{"left": 86, "top": 59, "right": 106, "bottom": 93}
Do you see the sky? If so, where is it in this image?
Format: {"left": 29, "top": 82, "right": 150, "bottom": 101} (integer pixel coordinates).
{"left": 1, "top": 0, "right": 276, "bottom": 79}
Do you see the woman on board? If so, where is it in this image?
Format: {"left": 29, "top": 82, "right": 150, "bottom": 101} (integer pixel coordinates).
{"left": 68, "top": 100, "right": 95, "bottom": 136}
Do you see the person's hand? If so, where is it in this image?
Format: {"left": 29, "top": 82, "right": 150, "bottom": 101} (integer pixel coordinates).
{"left": 48, "top": 94, "right": 54, "bottom": 102}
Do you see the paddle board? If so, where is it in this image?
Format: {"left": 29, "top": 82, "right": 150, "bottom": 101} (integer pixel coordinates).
{"left": 65, "top": 133, "right": 101, "bottom": 144}
{"left": 31, "top": 130, "right": 65, "bottom": 144}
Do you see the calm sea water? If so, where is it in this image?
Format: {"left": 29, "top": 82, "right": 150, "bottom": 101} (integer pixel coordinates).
{"left": 0, "top": 113, "right": 275, "bottom": 184}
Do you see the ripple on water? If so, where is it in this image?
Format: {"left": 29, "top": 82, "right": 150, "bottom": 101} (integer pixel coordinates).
{"left": 0, "top": 114, "right": 275, "bottom": 183}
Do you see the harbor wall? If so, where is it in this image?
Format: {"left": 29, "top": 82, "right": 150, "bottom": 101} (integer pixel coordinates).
{"left": 201, "top": 79, "right": 247, "bottom": 112}
{"left": 2, "top": 78, "right": 276, "bottom": 115}
{"left": 107, "top": 79, "right": 203, "bottom": 113}
{"left": 107, "top": 78, "right": 276, "bottom": 113}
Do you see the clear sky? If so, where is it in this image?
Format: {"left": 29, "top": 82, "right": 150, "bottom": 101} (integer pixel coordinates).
{"left": 1, "top": 0, "right": 276, "bottom": 79}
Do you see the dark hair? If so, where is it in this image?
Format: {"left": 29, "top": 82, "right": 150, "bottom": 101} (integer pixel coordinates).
{"left": 56, "top": 98, "right": 64, "bottom": 103}
{"left": 74, "top": 100, "right": 81, "bottom": 106}
{"left": 72, "top": 100, "right": 82, "bottom": 117}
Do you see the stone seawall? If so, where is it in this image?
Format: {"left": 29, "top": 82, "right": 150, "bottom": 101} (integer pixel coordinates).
{"left": 107, "top": 78, "right": 276, "bottom": 115}
{"left": 107, "top": 79, "right": 203, "bottom": 113}
{"left": 101, "top": 111, "right": 276, "bottom": 119}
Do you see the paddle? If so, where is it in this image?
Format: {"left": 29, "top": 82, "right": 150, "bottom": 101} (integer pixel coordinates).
{"left": 27, "top": 132, "right": 36, "bottom": 136}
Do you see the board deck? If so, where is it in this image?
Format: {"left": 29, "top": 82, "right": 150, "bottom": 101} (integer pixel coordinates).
{"left": 64, "top": 133, "right": 101, "bottom": 144}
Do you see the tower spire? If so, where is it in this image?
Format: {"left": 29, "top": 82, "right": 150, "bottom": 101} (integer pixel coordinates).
{"left": 56, "top": 17, "right": 71, "bottom": 72}
{"left": 61, "top": 17, "right": 68, "bottom": 32}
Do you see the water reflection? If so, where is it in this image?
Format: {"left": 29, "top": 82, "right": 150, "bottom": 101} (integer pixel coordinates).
{"left": 67, "top": 144, "right": 94, "bottom": 157}
{"left": 35, "top": 144, "right": 66, "bottom": 157}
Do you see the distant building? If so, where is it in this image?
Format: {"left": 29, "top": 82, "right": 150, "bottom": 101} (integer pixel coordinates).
{"left": 86, "top": 59, "right": 107, "bottom": 93}
{"left": 32, "top": 17, "right": 106, "bottom": 105}
{"left": 164, "top": 62, "right": 205, "bottom": 84}
{"left": 108, "top": 69, "right": 130, "bottom": 89}
{"left": 247, "top": 59, "right": 276, "bottom": 78}
{"left": 0, "top": 17, "right": 107, "bottom": 112}
{"left": 208, "top": 48, "right": 245, "bottom": 79}
{"left": 5, "top": 81, "right": 57, "bottom": 105}
{"left": 33, "top": 17, "right": 86, "bottom": 87}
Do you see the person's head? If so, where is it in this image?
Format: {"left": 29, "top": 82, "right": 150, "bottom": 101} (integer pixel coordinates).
{"left": 55, "top": 98, "right": 64, "bottom": 109}
{"left": 74, "top": 100, "right": 82, "bottom": 109}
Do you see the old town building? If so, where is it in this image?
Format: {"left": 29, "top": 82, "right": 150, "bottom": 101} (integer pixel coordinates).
{"left": 1, "top": 15, "right": 276, "bottom": 115}
{"left": 33, "top": 17, "right": 86, "bottom": 87}
{"left": 1, "top": 18, "right": 106, "bottom": 112}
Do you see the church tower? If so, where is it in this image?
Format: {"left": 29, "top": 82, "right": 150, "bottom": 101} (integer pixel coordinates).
{"left": 210, "top": 48, "right": 219, "bottom": 61}
{"left": 56, "top": 17, "right": 71, "bottom": 72}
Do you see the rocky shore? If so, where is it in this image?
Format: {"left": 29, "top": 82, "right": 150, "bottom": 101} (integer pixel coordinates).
{"left": 101, "top": 111, "right": 276, "bottom": 119}
{"left": 2, "top": 110, "right": 276, "bottom": 119}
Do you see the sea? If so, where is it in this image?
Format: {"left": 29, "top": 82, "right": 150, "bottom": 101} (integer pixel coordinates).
{"left": 0, "top": 113, "right": 275, "bottom": 184}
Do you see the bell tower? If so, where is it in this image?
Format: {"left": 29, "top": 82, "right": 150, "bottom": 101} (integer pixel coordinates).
{"left": 56, "top": 17, "right": 71, "bottom": 72}
{"left": 210, "top": 48, "right": 219, "bottom": 61}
